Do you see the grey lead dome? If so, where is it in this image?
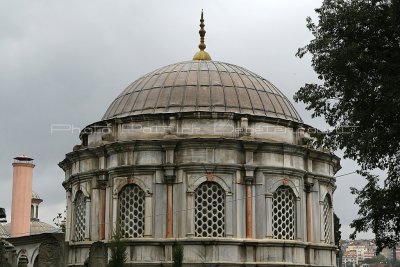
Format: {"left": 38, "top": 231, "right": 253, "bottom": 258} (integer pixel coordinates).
{"left": 103, "top": 60, "right": 302, "bottom": 122}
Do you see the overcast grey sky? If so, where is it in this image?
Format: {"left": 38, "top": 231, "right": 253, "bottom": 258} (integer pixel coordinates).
{"left": 0, "top": 0, "right": 376, "bottom": 239}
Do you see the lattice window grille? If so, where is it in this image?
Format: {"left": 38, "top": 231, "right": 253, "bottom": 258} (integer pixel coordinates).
{"left": 272, "top": 186, "right": 296, "bottom": 240}
{"left": 323, "top": 196, "right": 332, "bottom": 243}
{"left": 74, "top": 191, "right": 86, "bottom": 241}
{"left": 194, "top": 182, "right": 225, "bottom": 237}
{"left": 119, "top": 184, "right": 145, "bottom": 238}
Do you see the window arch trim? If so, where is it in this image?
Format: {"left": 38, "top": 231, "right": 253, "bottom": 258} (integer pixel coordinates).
{"left": 71, "top": 182, "right": 91, "bottom": 201}
{"left": 189, "top": 175, "right": 231, "bottom": 193}
{"left": 113, "top": 177, "right": 151, "bottom": 197}
{"left": 268, "top": 179, "right": 300, "bottom": 198}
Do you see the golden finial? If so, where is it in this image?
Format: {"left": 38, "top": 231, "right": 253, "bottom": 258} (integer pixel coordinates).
{"left": 193, "top": 10, "right": 211, "bottom": 60}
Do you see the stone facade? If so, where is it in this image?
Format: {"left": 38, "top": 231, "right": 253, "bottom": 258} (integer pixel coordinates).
{"left": 60, "top": 61, "right": 340, "bottom": 266}
{"left": 88, "top": 241, "right": 107, "bottom": 267}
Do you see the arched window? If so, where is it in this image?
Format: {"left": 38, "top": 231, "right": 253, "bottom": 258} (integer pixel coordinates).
{"left": 323, "top": 195, "right": 332, "bottom": 243}
{"left": 194, "top": 181, "right": 225, "bottom": 237}
{"left": 272, "top": 186, "right": 296, "bottom": 240}
{"left": 74, "top": 191, "right": 86, "bottom": 241}
{"left": 17, "top": 255, "right": 28, "bottom": 267}
{"left": 118, "top": 184, "right": 145, "bottom": 238}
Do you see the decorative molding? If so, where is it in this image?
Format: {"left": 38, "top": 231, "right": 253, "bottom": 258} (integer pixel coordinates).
{"left": 188, "top": 173, "right": 232, "bottom": 193}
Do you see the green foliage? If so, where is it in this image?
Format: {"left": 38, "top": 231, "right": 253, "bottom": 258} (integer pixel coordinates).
{"left": 350, "top": 172, "right": 400, "bottom": 252}
{"left": 297, "top": 0, "right": 400, "bottom": 253}
{"left": 296, "top": 0, "right": 400, "bottom": 169}
{"left": 334, "top": 213, "right": 341, "bottom": 247}
{"left": 108, "top": 225, "right": 127, "bottom": 267}
{"left": 364, "top": 254, "right": 387, "bottom": 263}
{"left": 53, "top": 210, "right": 66, "bottom": 233}
{"left": 334, "top": 213, "right": 342, "bottom": 266}
{"left": 172, "top": 242, "right": 184, "bottom": 267}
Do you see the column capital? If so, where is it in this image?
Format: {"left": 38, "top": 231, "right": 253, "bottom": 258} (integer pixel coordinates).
{"left": 97, "top": 180, "right": 108, "bottom": 190}
{"left": 304, "top": 174, "right": 314, "bottom": 192}
{"left": 161, "top": 142, "right": 178, "bottom": 150}
{"left": 243, "top": 165, "right": 256, "bottom": 184}
{"left": 163, "top": 164, "right": 176, "bottom": 183}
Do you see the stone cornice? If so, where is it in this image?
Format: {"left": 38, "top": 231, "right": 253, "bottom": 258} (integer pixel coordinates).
{"left": 81, "top": 111, "right": 305, "bottom": 136}
{"left": 63, "top": 138, "right": 336, "bottom": 160}
{"left": 107, "top": 165, "right": 159, "bottom": 176}
{"left": 177, "top": 163, "right": 241, "bottom": 173}
{"left": 258, "top": 167, "right": 307, "bottom": 178}
{"left": 67, "top": 237, "right": 337, "bottom": 250}
{"left": 306, "top": 173, "right": 336, "bottom": 187}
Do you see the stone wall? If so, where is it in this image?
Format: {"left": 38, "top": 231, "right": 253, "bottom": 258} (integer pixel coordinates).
{"left": 60, "top": 114, "right": 340, "bottom": 267}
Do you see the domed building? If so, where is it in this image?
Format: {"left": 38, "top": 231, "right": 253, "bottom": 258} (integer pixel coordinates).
{"left": 60, "top": 12, "right": 340, "bottom": 267}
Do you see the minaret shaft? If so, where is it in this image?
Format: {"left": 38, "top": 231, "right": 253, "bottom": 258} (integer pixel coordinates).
{"left": 10, "top": 157, "right": 35, "bottom": 237}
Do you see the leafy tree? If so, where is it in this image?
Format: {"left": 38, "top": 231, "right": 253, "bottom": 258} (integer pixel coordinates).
{"left": 350, "top": 172, "right": 399, "bottom": 252}
{"left": 296, "top": 0, "right": 400, "bottom": 253}
{"left": 53, "top": 210, "right": 66, "bottom": 233}
{"left": 108, "top": 224, "right": 127, "bottom": 267}
{"left": 334, "top": 213, "right": 342, "bottom": 247}
{"left": 364, "top": 254, "right": 387, "bottom": 263}
{"left": 172, "top": 242, "right": 184, "bottom": 267}
{"left": 334, "top": 213, "right": 342, "bottom": 266}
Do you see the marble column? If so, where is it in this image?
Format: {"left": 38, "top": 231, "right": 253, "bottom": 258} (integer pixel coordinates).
{"left": 305, "top": 181, "right": 314, "bottom": 242}
{"left": 167, "top": 184, "right": 173, "bottom": 238}
{"left": 245, "top": 184, "right": 252, "bottom": 238}
{"left": 98, "top": 180, "right": 107, "bottom": 240}
{"left": 162, "top": 143, "right": 177, "bottom": 238}
{"left": 243, "top": 143, "right": 257, "bottom": 239}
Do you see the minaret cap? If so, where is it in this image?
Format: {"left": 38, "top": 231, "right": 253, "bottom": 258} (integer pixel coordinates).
{"left": 193, "top": 10, "right": 212, "bottom": 60}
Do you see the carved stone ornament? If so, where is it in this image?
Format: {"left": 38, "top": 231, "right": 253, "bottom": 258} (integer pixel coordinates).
{"left": 38, "top": 238, "right": 61, "bottom": 267}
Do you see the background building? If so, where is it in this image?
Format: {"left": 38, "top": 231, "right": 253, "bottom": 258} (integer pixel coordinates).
{"left": 0, "top": 156, "right": 63, "bottom": 267}
{"left": 343, "top": 250, "right": 358, "bottom": 266}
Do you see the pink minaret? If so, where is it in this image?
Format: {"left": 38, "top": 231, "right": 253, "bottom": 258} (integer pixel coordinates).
{"left": 10, "top": 155, "right": 35, "bottom": 237}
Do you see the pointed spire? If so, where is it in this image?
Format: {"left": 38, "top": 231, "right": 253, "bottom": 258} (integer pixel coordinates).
{"left": 193, "top": 10, "right": 211, "bottom": 60}
{"left": 198, "top": 10, "right": 206, "bottom": 51}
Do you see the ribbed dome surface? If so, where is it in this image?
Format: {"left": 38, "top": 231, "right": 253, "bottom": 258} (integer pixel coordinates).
{"left": 30, "top": 220, "right": 59, "bottom": 235}
{"left": 103, "top": 61, "right": 302, "bottom": 122}
{"left": 2, "top": 221, "right": 59, "bottom": 236}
